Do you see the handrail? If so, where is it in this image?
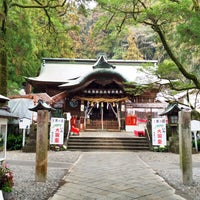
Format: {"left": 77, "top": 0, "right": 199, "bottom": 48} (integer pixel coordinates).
{"left": 145, "top": 125, "right": 151, "bottom": 148}
{"left": 66, "top": 121, "right": 71, "bottom": 145}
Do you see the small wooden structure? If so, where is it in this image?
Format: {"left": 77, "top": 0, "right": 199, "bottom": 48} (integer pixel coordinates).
{"left": 160, "top": 103, "right": 181, "bottom": 126}
{"left": 160, "top": 103, "right": 181, "bottom": 153}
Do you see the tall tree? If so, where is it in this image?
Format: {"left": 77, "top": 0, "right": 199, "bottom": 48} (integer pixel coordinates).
{"left": 0, "top": 0, "right": 91, "bottom": 96}
{"left": 96, "top": 0, "right": 200, "bottom": 90}
{"left": 0, "top": 0, "right": 66, "bottom": 95}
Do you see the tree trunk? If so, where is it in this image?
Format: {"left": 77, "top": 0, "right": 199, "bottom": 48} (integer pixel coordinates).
{"left": 0, "top": 51, "right": 7, "bottom": 96}
{"left": 0, "top": 0, "right": 8, "bottom": 96}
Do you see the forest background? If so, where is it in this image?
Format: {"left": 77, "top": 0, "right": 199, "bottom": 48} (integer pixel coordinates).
{"left": 0, "top": 0, "right": 199, "bottom": 113}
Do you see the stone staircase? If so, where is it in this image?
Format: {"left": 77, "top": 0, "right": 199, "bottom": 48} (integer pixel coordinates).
{"left": 67, "top": 136, "right": 150, "bottom": 151}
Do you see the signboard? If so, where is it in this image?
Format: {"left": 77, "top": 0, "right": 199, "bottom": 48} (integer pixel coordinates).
{"left": 49, "top": 118, "right": 65, "bottom": 145}
{"left": 19, "top": 118, "right": 31, "bottom": 129}
{"left": 19, "top": 118, "right": 31, "bottom": 147}
{"left": 191, "top": 120, "right": 200, "bottom": 131}
{"left": 152, "top": 118, "right": 167, "bottom": 146}
{"left": 66, "top": 112, "right": 71, "bottom": 121}
{"left": 191, "top": 120, "right": 200, "bottom": 152}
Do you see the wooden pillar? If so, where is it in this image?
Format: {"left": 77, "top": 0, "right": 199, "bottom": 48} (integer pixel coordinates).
{"left": 101, "top": 105, "right": 104, "bottom": 130}
{"left": 116, "top": 104, "right": 121, "bottom": 130}
{"left": 179, "top": 110, "right": 193, "bottom": 185}
{"left": 35, "top": 110, "right": 49, "bottom": 182}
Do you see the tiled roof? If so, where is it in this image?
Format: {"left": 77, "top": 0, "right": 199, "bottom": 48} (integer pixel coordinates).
{"left": 27, "top": 56, "right": 159, "bottom": 87}
{"left": 160, "top": 103, "right": 181, "bottom": 116}
{"left": 0, "top": 108, "right": 18, "bottom": 118}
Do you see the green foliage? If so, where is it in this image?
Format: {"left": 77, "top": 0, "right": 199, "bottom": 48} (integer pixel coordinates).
{"left": 5, "top": 3, "right": 77, "bottom": 94}
{"left": 177, "top": 8, "right": 200, "bottom": 45}
{"left": 7, "top": 134, "right": 23, "bottom": 150}
{"left": 124, "top": 82, "right": 153, "bottom": 96}
{"left": 192, "top": 139, "right": 200, "bottom": 150}
{"left": 151, "top": 145, "right": 168, "bottom": 152}
{"left": 1, "top": 0, "right": 92, "bottom": 95}
{"left": 96, "top": 0, "right": 200, "bottom": 91}
{"left": 1, "top": 0, "right": 200, "bottom": 95}
{"left": 157, "top": 59, "right": 181, "bottom": 80}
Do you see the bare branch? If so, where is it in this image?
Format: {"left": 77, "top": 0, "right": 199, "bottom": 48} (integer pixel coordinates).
{"left": 117, "top": 14, "right": 127, "bottom": 33}
{"left": 9, "top": 0, "right": 67, "bottom": 9}
{"left": 168, "top": 80, "right": 197, "bottom": 91}
{"left": 105, "top": 13, "right": 115, "bottom": 30}
{"left": 152, "top": 24, "right": 200, "bottom": 89}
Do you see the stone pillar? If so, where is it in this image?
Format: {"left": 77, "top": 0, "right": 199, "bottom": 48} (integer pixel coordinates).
{"left": 29, "top": 99, "right": 54, "bottom": 182}
{"left": 179, "top": 110, "right": 193, "bottom": 185}
{"left": 35, "top": 110, "right": 49, "bottom": 182}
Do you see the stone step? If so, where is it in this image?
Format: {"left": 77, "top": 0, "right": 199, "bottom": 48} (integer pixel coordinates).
{"left": 67, "top": 146, "right": 149, "bottom": 151}
{"left": 67, "top": 136, "right": 150, "bottom": 151}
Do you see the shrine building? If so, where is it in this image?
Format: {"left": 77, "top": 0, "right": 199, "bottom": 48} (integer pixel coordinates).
{"left": 26, "top": 55, "right": 167, "bottom": 132}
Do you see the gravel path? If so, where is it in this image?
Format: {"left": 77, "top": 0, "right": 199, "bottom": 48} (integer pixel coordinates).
{"left": 4, "top": 150, "right": 200, "bottom": 200}
{"left": 6, "top": 151, "right": 81, "bottom": 200}
{"left": 138, "top": 152, "right": 200, "bottom": 200}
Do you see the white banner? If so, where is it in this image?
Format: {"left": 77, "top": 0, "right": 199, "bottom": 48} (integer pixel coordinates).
{"left": 19, "top": 118, "right": 31, "bottom": 129}
{"left": 191, "top": 120, "right": 200, "bottom": 131}
{"left": 50, "top": 118, "right": 65, "bottom": 145}
{"left": 152, "top": 118, "right": 166, "bottom": 146}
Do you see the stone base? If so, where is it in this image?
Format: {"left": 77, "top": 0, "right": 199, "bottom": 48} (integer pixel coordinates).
{"left": 22, "top": 124, "right": 37, "bottom": 153}
{"left": 169, "top": 136, "right": 179, "bottom": 153}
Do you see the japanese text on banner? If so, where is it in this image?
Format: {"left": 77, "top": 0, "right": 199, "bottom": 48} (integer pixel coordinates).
{"left": 152, "top": 118, "right": 166, "bottom": 146}
{"left": 50, "top": 118, "right": 65, "bottom": 145}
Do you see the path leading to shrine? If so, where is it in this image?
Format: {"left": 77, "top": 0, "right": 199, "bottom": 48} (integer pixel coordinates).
{"left": 49, "top": 152, "right": 185, "bottom": 200}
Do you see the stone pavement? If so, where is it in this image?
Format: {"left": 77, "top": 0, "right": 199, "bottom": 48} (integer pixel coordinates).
{"left": 49, "top": 152, "right": 186, "bottom": 200}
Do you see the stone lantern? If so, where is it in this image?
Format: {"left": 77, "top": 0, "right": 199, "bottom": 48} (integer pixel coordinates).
{"left": 29, "top": 99, "right": 55, "bottom": 182}
{"left": 160, "top": 102, "right": 181, "bottom": 153}
{"left": 160, "top": 103, "right": 180, "bottom": 126}
{"left": 0, "top": 95, "right": 18, "bottom": 162}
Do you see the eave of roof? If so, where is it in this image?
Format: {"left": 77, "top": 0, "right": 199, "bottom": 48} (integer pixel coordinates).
{"left": 59, "top": 68, "right": 127, "bottom": 88}
{"left": 29, "top": 99, "right": 55, "bottom": 112}
{"left": 42, "top": 57, "right": 157, "bottom": 64}
{"left": 0, "top": 109, "right": 18, "bottom": 118}
{"left": 160, "top": 103, "right": 181, "bottom": 116}
{"left": 0, "top": 94, "right": 9, "bottom": 103}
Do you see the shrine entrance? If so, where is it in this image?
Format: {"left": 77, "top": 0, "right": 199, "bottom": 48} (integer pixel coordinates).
{"left": 87, "top": 102, "right": 118, "bottom": 130}
{"left": 80, "top": 98, "right": 127, "bottom": 131}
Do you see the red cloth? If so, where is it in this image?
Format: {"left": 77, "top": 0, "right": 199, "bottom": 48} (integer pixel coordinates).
{"left": 71, "top": 125, "right": 80, "bottom": 135}
{"left": 134, "top": 130, "right": 145, "bottom": 137}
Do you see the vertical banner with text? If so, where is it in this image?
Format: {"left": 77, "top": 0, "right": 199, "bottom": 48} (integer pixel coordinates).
{"left": 152, "top": 118, "right": 166, "bottom": 146}
{"left": 50, "top": 118, "right": 65, "bottom": 145}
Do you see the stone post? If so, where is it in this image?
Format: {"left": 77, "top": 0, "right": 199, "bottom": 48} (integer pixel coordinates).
{"left": 179, "top": 110, "right": 193, "bottom": 185}
{"left": 35, "top": 110, "right": 49, "bottom": 182}
{"left": 29, "top": 100, "right": 54, "bottom": 182}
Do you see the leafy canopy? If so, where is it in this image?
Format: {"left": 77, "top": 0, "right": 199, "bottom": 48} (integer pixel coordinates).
{"left": 96, "top": 0, "right": 200, "bottom": 91}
